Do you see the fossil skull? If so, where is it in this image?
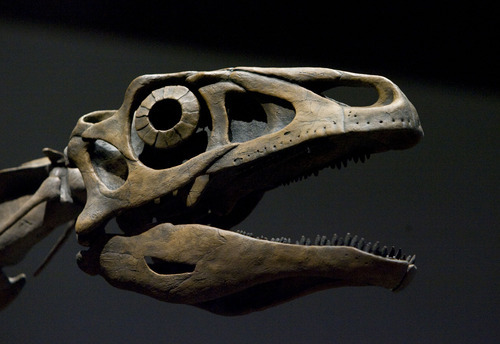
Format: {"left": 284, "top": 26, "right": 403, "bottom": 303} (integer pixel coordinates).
{"left": 71, "top": 67, "right": 422, "bottom": 315}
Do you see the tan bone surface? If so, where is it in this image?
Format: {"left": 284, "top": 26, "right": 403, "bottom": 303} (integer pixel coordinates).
{"left": 1, "top": 67, "right": 422, "bottom": 314}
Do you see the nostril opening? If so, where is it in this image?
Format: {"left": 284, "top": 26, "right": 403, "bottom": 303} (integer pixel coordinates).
{"left": 145, "top": 256, "right": 195, "bottom": 275}
{"left": 82, "top": 111, "right": 114, "bottom": 124}
{"left": 322, "top": 86, "right": 378, "bottom": 106}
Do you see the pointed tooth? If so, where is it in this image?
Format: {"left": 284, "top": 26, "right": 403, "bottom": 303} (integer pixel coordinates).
{"left": 381, "top": 246, "right": 388, "bottom": 256}
{"left": 331, "top": 234, "right": 338, "bottom": 245}
{"left": 299, "top": 236, "right": 306, "bottom": 245}
{"left": 305, "top": 237, "right": 311, "bottom": 246}
{"left": 364, "top": 242, "right": 372, "bottom": 252}
{"left": 357, "top": 238, "right": 365, "bottom": 250}
{"left": 320, "top": 235, "right": 328, "bottom": 246}
{"left": 396, "top": 248, "right": 402, "bottom": 259}
{"left": 337, "top": 237, "right": 344, "bottom": 246}
{"left": 409, "top": 255, "right": 416, "bottom": 264}
{"left": 389, "top": 246, "right": 396, "bottom": 257}
{"left": 344, "top": 233, "right": 352, "bottom": 246}
{"left": 314, "top": 235, "right": 321, "bottom": 245}
{"left": 372, "top": 241, "right": 380, "bottom": 255}
{"left": 350, "top": 235, "right": 359, "bottom": 247}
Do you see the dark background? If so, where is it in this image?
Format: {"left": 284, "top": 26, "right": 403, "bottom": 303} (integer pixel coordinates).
{"left": 0, "top": 2, "right": 498, "bottom": 343}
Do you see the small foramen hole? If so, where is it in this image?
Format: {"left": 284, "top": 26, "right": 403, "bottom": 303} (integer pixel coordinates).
{"left": 148, "top": 99, "right": 182, "bottom": 130}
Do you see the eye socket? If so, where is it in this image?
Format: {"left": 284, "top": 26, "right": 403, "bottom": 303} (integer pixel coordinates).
{"left": 135, "top": 85, "right": 200, "bottom": 149}
{"left": 148, "top": 99, "right": 182, "bottom": 130}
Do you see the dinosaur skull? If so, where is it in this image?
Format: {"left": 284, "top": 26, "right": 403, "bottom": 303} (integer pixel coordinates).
{"left": 70, "top": 67, "right": 422, "bottom": 315}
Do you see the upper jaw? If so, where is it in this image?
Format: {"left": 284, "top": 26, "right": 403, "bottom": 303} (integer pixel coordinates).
{"left": 67, "top": 67, "right": 422, "bottom": 240}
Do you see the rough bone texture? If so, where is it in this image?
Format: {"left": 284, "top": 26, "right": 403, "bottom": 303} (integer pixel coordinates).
{"left": 78, "top": 223, "right": 415, "bottom": 315}
{"left": 1, "top": 67, "right": 423, "bottom": 314}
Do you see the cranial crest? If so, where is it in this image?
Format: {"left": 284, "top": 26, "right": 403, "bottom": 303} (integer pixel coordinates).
{"left": 1, "top": 67, "right": 423, "bottom": 315}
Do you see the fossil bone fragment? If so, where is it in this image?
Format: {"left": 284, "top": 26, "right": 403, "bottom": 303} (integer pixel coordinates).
{"left": 0, "top": 67, "right": 423, "bottom": 314}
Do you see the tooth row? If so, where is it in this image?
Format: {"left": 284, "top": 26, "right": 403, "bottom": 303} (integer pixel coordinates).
{"left": 330, "top": 152, "right": 371, "bottom": 170}
{"left": 294, "top": 233, "right": 415, "bottom": 262}
{"left": 236, "top": 230, "right": 415, "bottom": 263}
{"left": 282, "top": 170, "right": 320, "bottom": 186}
{"left": 281, "top": 152, "right": 372, "bottom": 186}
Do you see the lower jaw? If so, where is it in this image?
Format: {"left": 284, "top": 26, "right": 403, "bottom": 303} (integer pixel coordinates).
{"left": 78, "top": 223, "right": 416, "bottom": 315}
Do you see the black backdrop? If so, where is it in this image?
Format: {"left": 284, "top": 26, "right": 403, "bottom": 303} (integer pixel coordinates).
{"left": 0, "top": 2, "right": 498, "bottom": 343}
{"left": 1, "top": 1, "right": 498, "bottom": 90}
